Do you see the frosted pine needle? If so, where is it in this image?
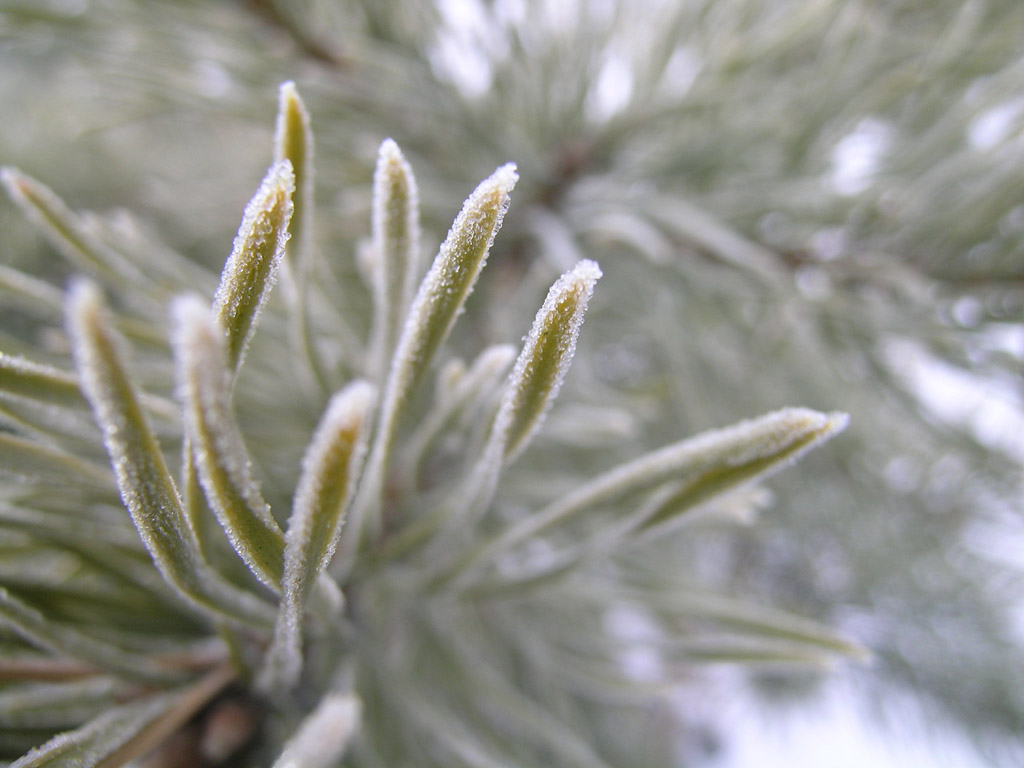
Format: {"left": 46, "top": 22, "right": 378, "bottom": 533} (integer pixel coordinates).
{"left": 369, "top": 139, "right": 420, "bottom": 382}
{"left": 213, "top": 159, "right": 295, "bottom": 373}
{"left": 171, "top": 294, "right": 285, "bottom": 593}
{"left": 496, "top": 258, "right": 603, "bottom": 462}
{"left": 262, "top": 381, "right": 375, "bottom": 690}
{"left": 463, "top": 259, "right": 602, "bottom": 517}
{"left": 340, "top": 162, "right": 518, "bottom": 567}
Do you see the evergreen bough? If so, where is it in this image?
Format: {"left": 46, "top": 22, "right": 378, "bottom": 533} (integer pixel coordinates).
{"left": 3, "top": 0, "right": 1024, "bottom": 764}
{"left": 0, "top": 83, "right": 854, "bottom": 766}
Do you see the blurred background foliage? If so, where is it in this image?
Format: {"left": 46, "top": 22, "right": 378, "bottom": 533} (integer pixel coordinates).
{"left": 1, "top": 0, "right": 1023, "bottom": 763}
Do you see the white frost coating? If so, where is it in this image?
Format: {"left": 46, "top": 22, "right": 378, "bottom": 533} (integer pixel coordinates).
{"left": 373, "top": 139, "right": 420, "bottom": 297}
{"left": 288, "top": 380, "right": 376, "bottom": 574}
{"left": 173, "top": 296, "right": 274, "bottom": 531}
{"left": 392, "top": 162, "right": 517, "bottom": 395}
{"left": 379, "top": 161, "right": 518, "bottom": 436}
{"left": 370, "top": 138, "right": 421, "bottom": 382}
{"left": 0, "top": 350, "right": 81, "bottom": 404}
{"left": 212, "top": 159, "right": 294, "bottom": 370}
{"left": 452, "top": 261, "right": 601, "bottom": 526}
{"left": 271, "top": 693, "right": 361, "bottom": 768}
{"left": 67, "top": 281, "right": 275, "bottom": 627}
{"left": 274, "top": 83, "right": 312, "bottom": 175}
{"left": 496, "top": 258, "right": 602, "bottom": 462}
{"left": 260, "top": 381, "right": 375, "bottom": 691}
{"left": 67, "top": 280, "right": 182, "bottom": 565}
{"left": 539, "top": 408, "right": 849, "bottom": 526}
{"left": 8, "top": 688, "right": 179, "bottom": 768}
{"left": 274, "top": 83, "right": 313, "bottom": 262}
{"left": 459, "top": 408, "right": 849, "bottom": 580}
{"left": 339, "top": 163, "right": 518, "bottom": 577}
{"left": 171, "top": 294, "right": 283, "bottom": 590}
{"left": 462, "top": 260, "right": 601, "bottom": 517}
{"left": 275, "top": 82, "right": 307, "bottom": 140}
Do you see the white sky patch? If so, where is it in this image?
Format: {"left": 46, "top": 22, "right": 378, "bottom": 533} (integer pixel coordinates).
{"left": 882, "top": 336, "right": 1024, "bottom": 463}
{"left": 431, "top": 0, "right": 499, "bottom": 97}
{"left": 967, "top": 98, "right": 1024, "bottom": 150}
{"left": 586, "top": 53, "right": 634, "bottom": 121}
{"left": 493, "top": 0, "right": 526, "bottom": 27}
{"left": 438, "top": 0, "right": 489, "bottom": 33}
{"left": 829, "top": 118, "right": 893, "bottom": 196}
{"left": 711, "top": 680, "right": 988, "bottom": 768}
{"left": 660, "top": 46, "right": 702, "bottom": 98}
{"left": 429, "top": 33, "right": 494, "bottom": 98}
{"left": 603, "top": 604, "right": 663, "bottom": 683}
{"left": 979, "top": 321, "right": 1024, "bottom": 359}
{"left": 543, "top": 0, "right": 590, "bottom": 32}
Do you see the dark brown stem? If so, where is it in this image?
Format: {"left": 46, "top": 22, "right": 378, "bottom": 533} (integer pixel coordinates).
{"left": 240, "top": 0, "right": 351, "bottom": 69}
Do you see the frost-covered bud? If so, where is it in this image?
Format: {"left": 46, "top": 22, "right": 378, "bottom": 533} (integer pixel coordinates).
{"left": 496, "top": 259, "right": 602, "bottom": 462}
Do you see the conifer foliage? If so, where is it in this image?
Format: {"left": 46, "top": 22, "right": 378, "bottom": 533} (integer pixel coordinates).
{"left": 0, "top": 0, "right": 1022, "bottom": 765}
